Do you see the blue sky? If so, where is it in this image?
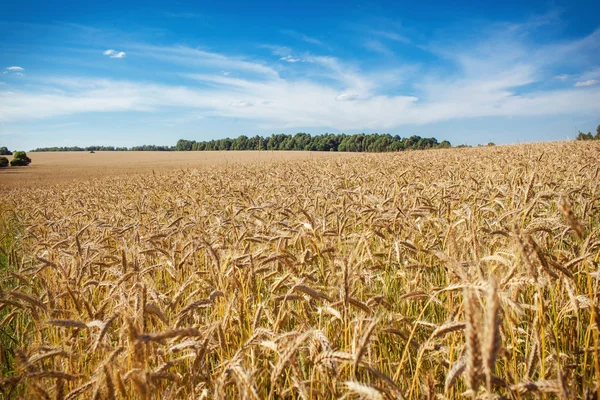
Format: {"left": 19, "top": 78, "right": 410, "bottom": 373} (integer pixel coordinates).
{"left": 1, "top": 0, "right": 599, "bottom": 149}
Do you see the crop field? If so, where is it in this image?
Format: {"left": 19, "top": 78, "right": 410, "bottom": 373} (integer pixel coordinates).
{"left": 0, "top": 151, "right": 345, "bottom": 189}
{"left": 0, "top": 141, "right": 599, "bottom": 399}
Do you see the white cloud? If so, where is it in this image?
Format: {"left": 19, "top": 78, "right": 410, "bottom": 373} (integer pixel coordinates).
{"left": 4, "top": 67, "right": 598, "bottom": 130}
{"left": 103, "top": 49, "right": 126, "bottom": 58}
{"left": 279, "top": 55, "right": 301, "bottom": 63}
{"left": 261, "top": 45, "right": 292, "bottom": 57}
{"left": 575, "top": 80, "right": 598, "bottom": 87}
{"left": 2, "top": 22, "right": 600, "bottom": 130}
{"left": 229, "top": 100, "right": 255, "bottom": 108}
{"left": 1, "top": 77, "right": 598, "bottom": 130}
{"left": 554, "top": 74, "right": 569, "bottom": 80}
{"left": 336, "top": 93, "right": 360, "bottom": 101}
{"left": 3, "top": 66, "right": 25, "bottom": 77}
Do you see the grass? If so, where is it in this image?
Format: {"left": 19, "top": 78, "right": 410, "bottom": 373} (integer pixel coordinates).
{"left": 0, "top": 141, "right": 599, "bottom": 399}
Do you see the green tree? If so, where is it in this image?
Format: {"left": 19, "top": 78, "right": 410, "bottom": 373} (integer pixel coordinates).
{"left": 596, "top": 124, "right": 600, "bottom": 140}
{"left": 577, "top": 131, "right": 594, "bottom": 141}
{"left": 0, "top": 147, "right": 12, "bottom": 155}
{"left": 233, "top": 135, "right": 249, "bottom": 150}
{"left": 172, "top": 133, "right": 450, "bottom": 153}
{"left": 175, "top": 139, "right": 195, "bottom": 151}
{"left": 0, "top": 157, "right": 8, "bottom": 167}
{"left": 10, "top": 151, "right": 32, "bottom": 166}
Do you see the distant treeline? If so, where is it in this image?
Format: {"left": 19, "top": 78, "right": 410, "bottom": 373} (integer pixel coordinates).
{"left": 174, "top": 133, "right": 451, "bottom": 152}
{"left": 30, "top": 133, "right": 452, "bottom": 152}
{"left": 30, "top": 144, "right": 173, "bottom": 152}
{"left": 30, "top": 145, "right": 130, "bottom": 152}
{"left": 576, "top": 125, "right": 600, "bottom": 141}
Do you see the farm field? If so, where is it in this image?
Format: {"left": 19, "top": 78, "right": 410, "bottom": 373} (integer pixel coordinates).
{"left": 1, "top": 141, "right": 599, "bottom": 399}
{"left": 0, "top": 151, "right": 346, "bottom": 189}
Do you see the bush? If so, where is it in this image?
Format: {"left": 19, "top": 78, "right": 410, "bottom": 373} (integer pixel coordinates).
{"left": 0, "top": 157, "right": 8, "bottom": 168}
{"left": 10, "top": 151, "right": 32, "bottom": 167}
{"left": 0, "top": 147, "right": 12, "bottom": 156}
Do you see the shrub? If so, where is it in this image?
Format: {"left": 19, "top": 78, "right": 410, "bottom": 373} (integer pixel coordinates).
{"left": 10, "top": 151, "right": 32, "bottom": 167}
{"left": 0, "top": 157, "right": 8, "bottom": 168}
{"left": 0, "top": 147, "right": 12, "bottom": 156}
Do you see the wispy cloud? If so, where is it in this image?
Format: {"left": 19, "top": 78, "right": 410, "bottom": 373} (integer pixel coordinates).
{"left": 534, "top": 28, "right": 600, "bottom": 68}
{"left": 131, "top": 44, "right": 277, "bottom": 77}
{"left": 575, "top": 79, "right": 598, "bottom": 87}
{"left": 279, "top": 55, "right": 301, "bottom": 63}
{"left": 103, "top": 49, "right": 126, "bottom": 58}
{"left": 260, "top": 44, "right": 292, "bottom": 57}
{"left": 369, "top": 30, "right": 410, "bottom": 44}
{"left": 1, "top": 17, "right": 599, "bottom": 131}
{"left": 336, "top": 93, "right": 360, "bottom": 101}
{"left": 362, "top": 39, "right": 393, "bottom": 56}
{"left": 281, "top": 29, "right": 324, "bottom": 46}
{"left": 3, "top": 66, "right": 25, "bottom": 77}
{"left": 229, "top": 100, "right": 255, "bottom": 107}
{"left": 554, "top": 74, "right": 569, "bottom": 80}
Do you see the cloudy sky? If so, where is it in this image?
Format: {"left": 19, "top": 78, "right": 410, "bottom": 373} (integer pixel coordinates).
{"left": 1, "top": 0, "right": 599, "bottom": 149}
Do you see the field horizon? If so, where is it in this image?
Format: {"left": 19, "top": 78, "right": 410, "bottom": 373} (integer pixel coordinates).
{"left": 0, "top": 141, "right": 575, "bottom": 189}
{"left": 0, "top": 150, "right": 350, "bottom": 189}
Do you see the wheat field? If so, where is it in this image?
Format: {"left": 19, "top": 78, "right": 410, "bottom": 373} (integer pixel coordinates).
{"left": 0, "top": 142, "right": 599, "bottom": 399}
{"left": 0, "top": 151, "right": 345, "bottom": 189}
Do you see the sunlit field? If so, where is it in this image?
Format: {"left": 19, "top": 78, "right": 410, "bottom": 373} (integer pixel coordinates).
{"left": 0, "top": 151, "right": 347, "bottom": 189}
{"left": 1, "top": 142, "right": 599, "bottom": 399}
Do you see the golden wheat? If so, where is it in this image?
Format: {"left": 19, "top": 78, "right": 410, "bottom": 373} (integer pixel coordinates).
{"left": 1, "top": 141, "right": 599, "bottom": 398}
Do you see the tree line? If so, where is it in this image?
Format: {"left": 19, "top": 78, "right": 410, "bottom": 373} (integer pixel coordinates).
{"left": 15, "top": 124, "right": 600, "bottom": 154}
{"left": 30, "top": 145, "right": 130, "bottom": 152}
{"left": 175, "top": 133, "right": 451, "bottom": 152}
{"left": 576, "top": 125, "right": 600, "bottom": 141}
{"left": 30, "top": 133, "right": 452, "bottom": 153}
